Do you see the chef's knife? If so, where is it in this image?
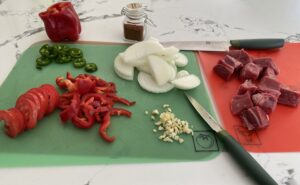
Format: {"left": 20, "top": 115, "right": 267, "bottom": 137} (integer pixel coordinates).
{"left": 163, "top": 38, "right": 285, "bottom": 51}
{"left": 185, "top": 94, "right": 278, "bottom": 185}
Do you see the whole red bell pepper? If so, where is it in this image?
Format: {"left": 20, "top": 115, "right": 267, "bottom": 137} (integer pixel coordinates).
{"left": 39, "top": 2, "right": 81, "bottom": 42}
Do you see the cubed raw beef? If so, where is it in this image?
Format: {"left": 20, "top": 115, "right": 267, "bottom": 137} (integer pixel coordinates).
{"left": 213, "top": 60, "right": 234, "bottom": 80}
{"left": 278, "top": 85, "right": 300, "bottom": 107}
{"left": 258, "top": 76, "right": 281, "bottom": 92}
{"left": 253, "top": 57, "right": 279, "bottom": 75}
{"left": 262, "top": 67, "right": 276, "bottom": 79}
{"left": 224, "top": 55, "right": 243, "bottom": 70}
{"left": 237, "top": 80, "right": 257, "bottom": 95}
{"left": 252, "top": 93, "right": 278, "bottom": 114}
{"left": 227, "top": 49, "right": 252, "bottom": 65}
{"left": 239, "top": 63, "right": 262, "bottom": 81}
{"left": 240, "top": 106, "right": 269, "bottom": 130}
{"left": 231, "top": 92, "right": 254, "bottom": 115}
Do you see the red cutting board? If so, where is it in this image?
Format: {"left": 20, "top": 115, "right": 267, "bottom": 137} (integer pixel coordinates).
{"left": 198, "top": 43, "right": 300, "bottom": 153}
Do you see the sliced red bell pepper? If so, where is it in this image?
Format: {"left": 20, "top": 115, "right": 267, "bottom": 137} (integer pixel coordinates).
{"left": 110, "top": 108, "right": 132, "bottom": 117}
{"left": 59, "top": 93, "right": 80, "bottom": 122}
{"left": 75, "top": 78, "right": 96, "bottom": 95}
{"left": 72, "top": 107, "right": 95, "bottom": 129}
{"left": 56, "top": 73, "right": 135, "bottom": 142}
{"left": 107, "top": 94, "right": 136, "bottom": 106}
{"left": 99, "top": 112, "right": 115, "bottom": 142}
{"left": 39, "top": 2, "right": 81, "bottom": 42}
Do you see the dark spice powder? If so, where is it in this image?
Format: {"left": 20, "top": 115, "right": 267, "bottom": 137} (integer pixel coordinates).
{"left": 123, "top": 23, "right": 144, "bottom": 41}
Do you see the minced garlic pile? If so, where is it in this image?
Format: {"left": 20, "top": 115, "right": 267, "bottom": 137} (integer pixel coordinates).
{"left": 146, "top": 104, "right": 193, "bottom": 144}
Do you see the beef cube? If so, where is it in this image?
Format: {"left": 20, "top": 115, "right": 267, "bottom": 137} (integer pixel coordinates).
{"left": 224, "top": 55, "right": 243, "bottom": 70}
{"left": 252, "top": 93, "right": 278, "bottom": 114}
{"left": 227, "top": 49, "right": 252, "bottom": 65}
{"left": 239, "top": 63, "right": 262, "bottom": 81}
{"left": 213, "top": 60, "right": 234, "bottom": 80}
{"left": 231, "top": 92, "right": 254, "bottom": 115}
{"left": 262, "top": 67, "right": 276, "bottom": 79}
{"left": 258, "top": 76, "right": 281, "bottom": 92}
{"left": 237, "top": 80, "right": 257, "bottom": 95}
{"left": 253, "top": 57, "right": 279, "bottom": 75}
{"left": 278, "top": 85, "right": 300, "bottom": 107}
{"left": 240, "top": 106, "right": 269, "bottom": 130}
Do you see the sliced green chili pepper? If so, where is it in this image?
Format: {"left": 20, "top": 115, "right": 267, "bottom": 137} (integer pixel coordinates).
{"left": 39, "top": 44, "right": 58, "bottom": 58}
{"left": 54, "top": 45, "right": 70, "bottom": 55}
{"left": 85, "top": 63, "right": 98, "bottom": 73}
{"left": 36, "top": 56, "right": 52, "bottom": 66}
{"left": 73, "top": 58, "right": 86, "bottom": 68}
{"left": 69, "top": 48, "right": 83, "bottom": 58}
{"left": 39, "top": 44, "right": 51, "bottom": 57}
{"left": 57, "top": 53, "right": 72, "bottom": 64}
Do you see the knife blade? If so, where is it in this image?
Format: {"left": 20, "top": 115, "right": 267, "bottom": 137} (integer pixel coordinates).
{"left": 162, "top": 38, "right": 285, "bottom": 51}
{"left": 185, "top": 93, "right": 278, "bottom": 185}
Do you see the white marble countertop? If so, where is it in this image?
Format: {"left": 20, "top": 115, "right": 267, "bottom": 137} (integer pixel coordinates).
{"left": 0, "top": 0, "right": 300, "bottom": 185}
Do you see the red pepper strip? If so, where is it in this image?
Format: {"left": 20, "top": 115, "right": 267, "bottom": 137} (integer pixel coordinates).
{"left": 56, "top": 77, "right": 77, "bottom": 92}
{"left": 107, "top": 94, "right": 135, "bottom": 106}
{"left": 39, "top": 2, "right": 81, "bottom": 42}
{"left": 81, "top": 93, "right": 112, "bottom": 107}
{"left": 58, "top": 92, "right": 74, "bottom": 109}
{"left": 56, "top": 76, "right": 67, "bottom": 89}
{"left": 94, "top": 106, "right": 111, "bottom": 122}
{"left": 71, "top": 107, "right": 95, "bottom": 129}
{"left": 66, "top": 72, "right": 75, "bottom": 82}
{"left": 99, "top": 112, "right": 115, "bottom": 142}
{"left": 59, "top": 93, "right": 80, "bottom": 122}
{"left": 75, "top": 78, "right": 95, "bottom": 95}
{"left": 110, "top": 108, "right": 132, "bottom": 117}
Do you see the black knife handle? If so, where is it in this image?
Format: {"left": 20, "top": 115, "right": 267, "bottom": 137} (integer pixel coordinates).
{"left": 217, "top": 130, "right": 278, "bottom": 185}
{"left": 230, "top": 39, "right": 285, "bottom": 49}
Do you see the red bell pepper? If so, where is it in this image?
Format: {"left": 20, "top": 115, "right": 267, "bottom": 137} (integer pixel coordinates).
{"left": 99, "top": 112, "right": 115, "bottom": 142}
{"left": 39, "top": 2, "right": 81, "bottom": 42}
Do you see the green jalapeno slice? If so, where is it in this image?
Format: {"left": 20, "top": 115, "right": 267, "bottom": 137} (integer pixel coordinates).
{"left": 73, "top": 58, "right": 86, "bottom": 68}
{"left": 84, "top": 63, "right": 98, "bottom": 72}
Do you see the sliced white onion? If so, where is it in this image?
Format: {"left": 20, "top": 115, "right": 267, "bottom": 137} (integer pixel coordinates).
{"left": 138, "top": 72, "right": 174, "bottom": 93}
{"left": 122, "top": 40, "right": 164, "bottom": 65}
{"left": 148, "top": 55, "right": 175, "bottom": 86}
{"left": 114, "top": 53, "right": 134, "bottom": 80}
{"left": 173, "top": 53, "right": 188, "bottom": 67}
{"left": 170, "top": 74, "right": 201, "bottom": 90}
{"left": 176, "top": 70, "right": 190, "bottom": 79}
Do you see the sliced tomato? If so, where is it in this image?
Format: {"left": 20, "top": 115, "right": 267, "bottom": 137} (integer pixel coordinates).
{"left": 29, "top": 88, "right": 48, "bottom": 120}
{"left": 15, "top": 98, "right": 38, "bottom": 129}
{"left": 16, "top": 91, "right": 41, "bottom": 119}
{"left": 40, "top": 84, "right": 59, "bottom": 115}
{"left": 0, "top": 108, "right": 25, "bottom": 137}
{"left": 8, "top": 108, "right": 26, "bottom": 132}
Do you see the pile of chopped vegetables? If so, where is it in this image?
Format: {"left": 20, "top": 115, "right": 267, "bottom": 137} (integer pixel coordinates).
{"left": 56, "top": 72, "right": 135, "bottom": 142}
{"left": 147, "top": 104, "right": 193, "bottom": 143}
{"left": 36, "top": 44, "right": 97, "bottom": 72}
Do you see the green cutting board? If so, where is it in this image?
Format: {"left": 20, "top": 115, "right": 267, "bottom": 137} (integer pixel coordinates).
{"left": 0, "top": 42, "right": 220, "bottom": 167}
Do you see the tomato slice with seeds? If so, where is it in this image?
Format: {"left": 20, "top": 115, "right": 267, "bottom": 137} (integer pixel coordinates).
{"left": 8, "top": 108, "right": 26, "bottom": 132}
{"left": 16, "top": 91, "right": 41, "bottom": 119}
{"left": 29, "top": 88, "right": 48, "bottom": 119}
{"left": 15, "top": 98, "right": 38, "bottom": 129}
{"left": 40, "top": 84, "right": 59, "bottom": 115}
{"left": 0, "top": 108, "right": 25, "bottom": 137}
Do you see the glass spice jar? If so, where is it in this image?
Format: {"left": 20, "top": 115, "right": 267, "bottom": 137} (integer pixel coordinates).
{"left": 121, "top": 3, "right": 148, "bottom": 41}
